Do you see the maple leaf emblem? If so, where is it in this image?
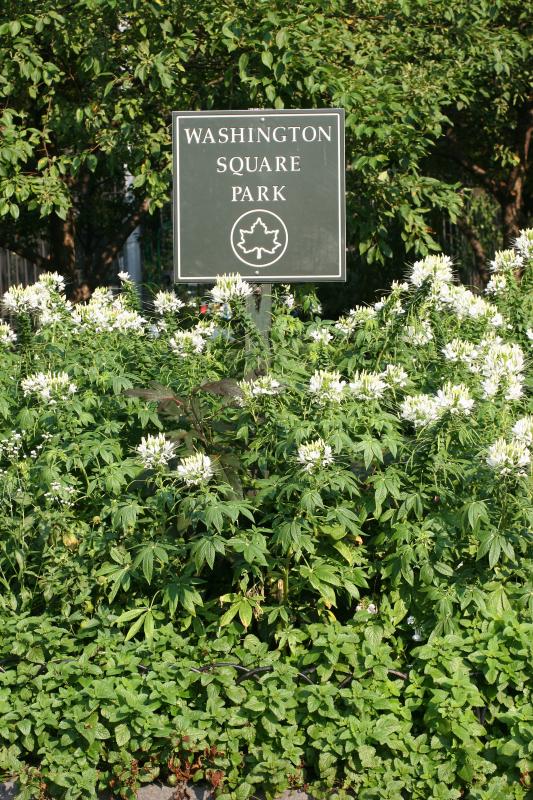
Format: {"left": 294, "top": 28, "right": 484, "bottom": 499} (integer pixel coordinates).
{"left": 237, "top": 216, "right": 282, "bottom": 261}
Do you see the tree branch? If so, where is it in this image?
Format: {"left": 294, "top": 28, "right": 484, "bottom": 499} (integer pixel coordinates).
{"left": 0, "top": 238, "right": 50, "bottom": 270}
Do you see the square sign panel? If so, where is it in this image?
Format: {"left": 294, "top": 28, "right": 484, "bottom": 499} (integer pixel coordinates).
{"left": 172, "top": 109, "right": 345, "bottom": 282}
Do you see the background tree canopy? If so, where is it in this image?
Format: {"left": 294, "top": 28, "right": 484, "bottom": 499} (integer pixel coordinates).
{"left": 0, "top": 0, "right": 531, "bottom": 290}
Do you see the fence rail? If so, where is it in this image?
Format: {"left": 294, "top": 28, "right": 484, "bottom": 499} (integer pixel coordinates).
{"left": 0, "top": 246, "right": 44, "bottom": 301}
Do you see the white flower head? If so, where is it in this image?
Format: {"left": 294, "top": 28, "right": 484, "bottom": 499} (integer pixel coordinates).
{"left": 297, "top": 437, "right": 334, "bottom": 473}
{"left": 381, "top": 364, "right": 408, "bottom": 389}
{"left": 21, "top": 371, "right": 77, "bottom": 404}
{"left": 489, "top": 249, "right": 523, "bottom": 274}
{"left": 435, "top": 383, "right": 475, "bottom": 416}
{"left": 349, "top": 370, "right": 387, "bottom": 400}
{"left": 407, "top": 255, "right": 454, "bottom": 288}
{"left": 0, "top": 321, "right": 17, "bottom": 347}
{"left": 38, "top": 272, "right": 66, "bottom": 292}
{"left": 176, "top": 452, "right": 213, "bottom": 486}
{"left": 3, "top": 277, "right": 68, "bottom": 327}
{"left": 479, "top": 341, "right": 524, "bottom": 401}
{"left": 153, "top": 291, "right": 185, "bottom": 315}
{"left": 441, "top": 339, "right": 479, "bottom": 368}
{"left": 512, "top": 416, "right": 533, "bottom": 447}
{"left": 334, "top": 315, "right": 357, "bottom": 336}
{"left": 284, "top": 293, "right": 295, "bottom": 309}
{"left": 239, "top": 375, "right": 283, "bottom": 404}
{"left": 309, "top": 370, "right": 346, "bottom": 404}
{"left": 136, "top": 433, "right": 177, "bottom": 470}
{"left": 169, "top": 330, "right": 206, "bottom": 357}
{"left": 486, "top": 438, "right": 531, "bottom": 477}
{"left": 404, "top": 319, "right": 433, "bottom": 346}
{"left": 485, "top": 273, "right": 508, "bottom": 296}
{"left": 71, "top": 291, "right": 145, "bottom": 334}
{"left": 117, "top": 271, "right": 133, "bottom": 283}
{"left": 400, "top": 394, "right": 442, "bottom": 428}
{"left": 513, "top": 228, "right": 533, "bottom": 261}
{"left": 210, "top": 274, "right": 253, "bottom": 304}
{"left": 309, "top": 327, "right": 333, "bottom": 346}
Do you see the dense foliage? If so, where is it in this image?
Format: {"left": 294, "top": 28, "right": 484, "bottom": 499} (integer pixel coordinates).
{"left": 0, "top": 232, "right": 532, "bottom": 798}
{"left": 0, "top": 0, "right": 530, "bottom": 283}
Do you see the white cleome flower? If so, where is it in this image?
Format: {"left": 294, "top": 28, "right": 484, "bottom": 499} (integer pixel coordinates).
{"left": 479, "top": 341, "right": 525, "bottom": 401}
{"left": 169, "top": 330, "right": 206, "bottom": 356}
{"left": 239, "top": 375, "right": 283, "bottom": 403}
{"left": 484, "top": 273, "right": 508, "bottom": 296}
{"left": 513, "top": 228, "right": 533, "bottom": 261}
{"left": 0, "top": 321, "right": 17, "bottom": 346}
{"left": 349, "top": 370, "right": 388, "bottom": 400}
{"left": 38, "top": 272, "right": 66, "bottom": 292}
{"left": 210, "top": 274, "right": 253, "bottom": 304}
{"left": 117, "top": 271, "right": 133, "bottom": 283}
{"left": 380, "top": 364, "right": 408, "bottom": 389}
{"left": 21, "top": 371, "right": 77, "bottom": 403}
{"left": 400, "top": 394, "right": 442, "bottom": 428}
{"left": 430, "top": 282, "right": 504, "bottom": 326}
{"left": 297, "top": 437, "right": 334, "bottom": 473}
{"left": 176, "top": 452, "right": 213, "bottom": 486}
{"left": 334, "top": 315, "right": 357, "bottom": 336}
{"left": 404, "top": 319, "right": 433, "bottom": 346}
{"left": 512, "top": 416, "right": 533, "bottom": 447}
{"left": 309, "top": 370, "right": 346, "bottom": 404}
{"left": 489, "top": 249, "right": 523, "bottom": 274}
{"left": 153, "top": 291, "right": 185, "bottom": 315}
{"left": 486, "top": 438, "right": 531, "bottom": 477}
{"left": 435, "top": 383, "right": 475, "bottom": 416}
{"left": 407, "top": 254, "right": 454, "bottom": 288}
{"left": 70, "top": 291, "right": 145, "bottom": 334}
{"left": 2, "top": 275, "right": 68, "bottom": 326}
{"left": 136, "top": 433, "right": 177, "bottom": 470}
{"left": 441, "top": 339, "right": 479, "bottom": 368}
{"left": 309, "top": 327, "right": 333, "bottom": 345}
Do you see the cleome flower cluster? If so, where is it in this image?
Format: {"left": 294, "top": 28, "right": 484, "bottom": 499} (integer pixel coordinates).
{"left": 297, "top": 438, "right": 334, "bottom": 473}
{"left": 400, "top": 383, "right": 474, "bottom": 429}
{"left": 486, "top": 416, "right": 533, "bottom": 478}
{"left": 238, "top": 375, "right": 283, "bottom": 404}
{"left": 21, "top": 371, "right": 77, "bottom": 404}
{"left": 0, "top": 321, "right": 17, "bottom": 347}
{"left": 209, "top": 274, "right": 253, "bottom": 305}
{"left": 70, "top": 287, "right": 146, "bottom": 334}
{"left": 136, "top": 433, "right": 177, "bottom": 470}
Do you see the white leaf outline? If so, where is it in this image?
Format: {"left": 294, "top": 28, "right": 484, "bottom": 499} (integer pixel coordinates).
{"left": 237, "top": 216, "right": 282, "bottom": 261}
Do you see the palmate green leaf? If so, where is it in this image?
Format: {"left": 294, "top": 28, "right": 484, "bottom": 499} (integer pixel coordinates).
{"left": 163, "top": 579, "right": 203, "bottom": 616}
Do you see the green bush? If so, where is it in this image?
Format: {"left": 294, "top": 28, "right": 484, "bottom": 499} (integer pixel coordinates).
{"left": 0, "top": 232, "right": 532, "bottom": 798}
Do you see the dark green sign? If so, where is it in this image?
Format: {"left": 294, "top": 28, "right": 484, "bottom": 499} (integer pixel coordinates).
{"left": 172, "top": 109, "right": 345, "bottom": 283}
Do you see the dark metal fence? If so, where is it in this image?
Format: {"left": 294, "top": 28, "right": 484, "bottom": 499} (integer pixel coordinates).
{"left": 0, "top": 247, "right": 43, "bottom": 298}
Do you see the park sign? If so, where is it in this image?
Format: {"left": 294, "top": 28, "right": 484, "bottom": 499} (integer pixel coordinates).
{"left": 172, "top": 108, "right": 345, "bottom": 283}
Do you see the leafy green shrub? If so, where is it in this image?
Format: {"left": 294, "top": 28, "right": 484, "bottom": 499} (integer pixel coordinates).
{"left": 0, "top": 232, "right": 532, "bottom": 798}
